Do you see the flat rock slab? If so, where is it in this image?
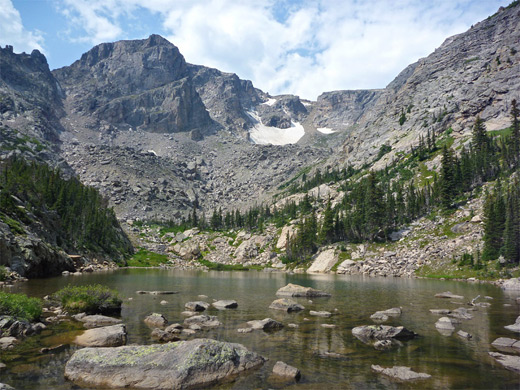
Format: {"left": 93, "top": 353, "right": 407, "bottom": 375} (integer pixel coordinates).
{"left": 64, "top": 338, "right": 266, "bottom": 389}
{"left": 492, "top": 337, "right": 520, "bottom": 353}
{"left": 136, "top": 291, "right": 178, "bottom": 295}
{"left": 75, "top": 324, "right": 127, "bottom": 347}
{"left": 489, "top": 352, "right": 520, "bottom": 372}
{"left": 184, "top": 315, "right": 221, "bottom": 328}
{"left": 247, "top": 318, "right": 284, "bottom": 331}
{"left": 276, "top": 283, "right": 331, "bottom": 298}
{"left": 184, "top": 301, "right": 210, "bottom": 312}
{"left": 309, "top": 310, "right": 332, "bottom": 317}
{"left": 272, "top": 361, "right": 301, "bottom": 380}
{"left": 505, "top": 316, "right": 520, "bottom": 333}
{"left": 370, "top": 307, "right": 401, "bottom": 323}
{"left": 435, "top": 291, "right": 464, "bottom": 300}
{"left": 74, "top": 314, "right": 122, "bottom": 329}
{"left": 371, "top": 365, "right": 431, "bottom": 381}
{"left": 212, "top": 300, "right": 238, "bottom": 309}
{"left": 269, "top": 298, "right": 304, "bottom": 312}
{"left": 352, "top": 325, "right": 417, "bottom": 343}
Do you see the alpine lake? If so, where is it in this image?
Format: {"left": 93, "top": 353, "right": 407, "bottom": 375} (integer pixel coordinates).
{"left": 1, "top": 269, "right": 519, "bottom": 389}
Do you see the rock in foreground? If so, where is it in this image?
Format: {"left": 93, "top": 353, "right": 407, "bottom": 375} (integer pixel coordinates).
{"left": 64, "top": 338, "right": 265, "bottom": 389}
{"left": 371, "top": 365, "right": 431, "bottom": 381}
{"left": 276, "top": 283, "right": 331, "bottom": 298}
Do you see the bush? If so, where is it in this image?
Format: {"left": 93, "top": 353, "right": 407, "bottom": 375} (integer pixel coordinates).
{"left": 0, "top": 266, "right": 7, "bottom": 281}
{"left": 0, "top": 292, "right": 42, "bottom": 321}
{"left": 53, "top": 284, "right": 122, "bottom": 315}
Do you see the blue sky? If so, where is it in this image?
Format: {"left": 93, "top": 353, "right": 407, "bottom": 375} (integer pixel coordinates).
{"left": 1, "top": 0, "right": 511, "bottom": 99}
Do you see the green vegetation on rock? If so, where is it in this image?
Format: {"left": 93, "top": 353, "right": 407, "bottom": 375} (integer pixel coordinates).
{"left": 0, "top": 292, "right": 42, "bottom": 321}
{"left": 126, "top": 249, "right": 169, "bottom": 267}
{"left": 52, "top": 284, "right": 122, "bottom": 315}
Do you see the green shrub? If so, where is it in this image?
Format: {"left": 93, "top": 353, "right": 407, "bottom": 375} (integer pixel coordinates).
{"left": 126, "top": 249, "right": 169, "bottom": 267}
{"left": 0, "top": 266, "right": 7, "bottom": 281}
{"left": 0, "top": 292, "right": 42, "bottom": 321}
{"left": 52, "top": 284, "right": 122, "bottom": 315}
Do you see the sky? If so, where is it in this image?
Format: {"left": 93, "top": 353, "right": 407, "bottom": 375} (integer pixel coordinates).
{"left": 1, "top": 0, "right": 511, "bottom": 100}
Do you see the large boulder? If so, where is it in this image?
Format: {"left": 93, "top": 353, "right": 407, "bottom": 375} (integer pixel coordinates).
{"left": 435, "top": 291, "right": 464, "bottom": 300}
{"left": 307, "top": 249, "right": 337, "bottom": 273}
{"left": 75, "top": 324, "right": 127, "bottom": 347}
{"left": 491, "top": 337, "right": 520, "bottom": 353}
{"left": 371, "top": 365, "right": 431, "bottom": 380}
{"left": 502, "top": 278, "right": 520, "bottom": 291}
{"left": 276, "top": 283, "right": 331, "bottom": 298}
{"left": 272, "top": 361, "right": 301, "bottom": 380}
{"left": 269, "top": 298, "right": 304, "bottom": 312}
{"left": 64, "top": 339, "right": 265, "bottom": 389}
{"left": 352, "top": 325, "right": 417, "bottom": 343}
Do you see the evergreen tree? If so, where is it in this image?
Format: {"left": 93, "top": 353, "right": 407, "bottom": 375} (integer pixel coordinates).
{"left": 319, "top": 199, "right": 335, "bottom": 244}
{"left": 440, "top": 145, "right": 456, "bottom": 208}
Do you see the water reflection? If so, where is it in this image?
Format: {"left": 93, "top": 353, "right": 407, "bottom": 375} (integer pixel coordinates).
{"left": 1, "top": 269, "right": 519, "bottom": 389}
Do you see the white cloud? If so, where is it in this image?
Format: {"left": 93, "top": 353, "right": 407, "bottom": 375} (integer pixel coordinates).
{"left": 53, "top": 0, "right": 508, "bottom": 99}
{"left": 0, "top": 0, "right": 44, "bottom": 54}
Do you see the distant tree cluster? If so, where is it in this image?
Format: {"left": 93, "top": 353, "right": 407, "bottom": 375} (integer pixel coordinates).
{"left": 0, "top": 157, "right": 132, "bottom": 257}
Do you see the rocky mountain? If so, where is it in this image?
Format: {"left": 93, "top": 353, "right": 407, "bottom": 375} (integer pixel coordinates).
{"left": 1, "top": 3, "right": 519, "bottom": 225}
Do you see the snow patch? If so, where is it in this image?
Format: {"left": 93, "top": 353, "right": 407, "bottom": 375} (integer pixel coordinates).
{"left": 247, "top": 110, "right": 305, "bottom": 145}
{"left": 317, "top": 127, "right": 336, "bottom": 134}
{"left": 261, "top": 98, "right": 277, "bottom": 106}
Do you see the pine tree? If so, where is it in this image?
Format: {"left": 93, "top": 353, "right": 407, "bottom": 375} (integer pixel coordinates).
{"left": 440, "top": 146, "right": 456, "bottom": 208}
{"left": 511, "top": 99, "right": 520, "bottom": 167}
{"left": 319, "top": 199, "right": 335, "bottom": 244}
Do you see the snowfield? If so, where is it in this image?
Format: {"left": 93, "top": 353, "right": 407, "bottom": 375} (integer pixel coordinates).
{"left": 261, "top": 98, "right": 277, "bottom": 106}
{"left": 247, "top": 110, "right": 305, "bottom": 145}
{"left": 317, "top": 127, "right": 336, "bottom": 134}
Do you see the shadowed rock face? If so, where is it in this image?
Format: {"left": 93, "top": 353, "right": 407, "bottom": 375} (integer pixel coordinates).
{"left": 53, "top": 35, "right": 213, "bottom": 134}
{"left": 64, "top": 338, "right": 265, "bottom": 389}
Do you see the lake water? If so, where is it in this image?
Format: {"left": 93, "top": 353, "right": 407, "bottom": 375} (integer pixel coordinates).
{"left": 1, "top": 269, "right": 519, "bottom": 389}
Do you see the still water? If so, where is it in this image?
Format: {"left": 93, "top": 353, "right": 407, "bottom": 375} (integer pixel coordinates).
{"left": 1, "top": 269, "right": 519, "bottom": 389}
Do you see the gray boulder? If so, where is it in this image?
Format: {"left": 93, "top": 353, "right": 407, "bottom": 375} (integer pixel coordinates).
{"left": 184, "top": 315, "right": 221, "bottom": 328}
{"left": 0, "top": 384, "right": 15, "bottom": 390}
{"left": 0, "top": 337, "right": 17, "bottom": 350}
{"left": 491, "top": 337, "right": 520, "bottom": 353}
{"left": 64, "top": 338, "right": 265, "bottom": 389}
{"left": 309, "top": 310, "right": 332, "bottom": 317}
{"left": 435, "top": 317, "right": 456, "bottom": 331}
{"left": 502, "top": 278, "right": 520, "bottom": 291}
{"left": 352, "top": 325, "right": 417, "bottom": 343}
{"left": 272, "top": 361, "right": 301, "bottom": 380}
{"left": 212, "top": 300, "right": 238, "bottom": 309}
{"left": 370, "top": 308, "right": 401, "bottom": 322}
{"left": 435, "top": 291, "right": 464, "bottom": 300}
{"left": 144, "top": 313, "right": 168, "bottom": 328}
{"left": 74, "top": 314, "right": 122, "bottom": 329}
{"left": 269, "top": 298, "right": 304, "bottom": 312}
{"left": 371, "top": 365, "right": 431, "bottom": 380}
{"left": 75, "top": 324, "right": 127, "bottom": 347}
{"left": 151, "top": 328, "right": 180, "bottom": 342}
{"left": 276, "top": 283, "right": 331, "bottom": 297}
{"left": 247, "top": 318, "right": 284, "bottom": 331}
{"left": 184, "top": 301, "right": 210, "bottom": 312}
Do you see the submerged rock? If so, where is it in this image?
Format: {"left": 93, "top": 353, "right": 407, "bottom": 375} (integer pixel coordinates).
{"left": 435, "top": 291, "right": 464, "bottom": 300}
{"left": 371, "top": 365, "right": 431, "bottom": 381}
{"left": 269, "top": 298, "right": 304, "bottom": 312}
{"left": 352, "top": 325, "right": 417, "bottom": 343}
{"left": 184, "top": 315, "right": 221, "bottom": 328}
{"left": 64, "top": 338, "right": 266, "bottom": 389}
{"left": 272, "top": 361, "right": 301, "bottom": 380}
{"left": 75, "top": 324, "right": 127, "bottom": 347}
{"left": 457, "top": 330, "right": 472, "bottom": 339}
{"left": 276, "top": 283, "right": 331, "bottom": 298}
{"left": 370, "top": 308, "right": 401, "bottom": 322}
{"left": 489, "top": 352, "right": 520, "bottom": 372}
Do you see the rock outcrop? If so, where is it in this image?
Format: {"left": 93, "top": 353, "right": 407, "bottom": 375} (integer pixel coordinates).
{"left": 64, "top": 338, "right": 265, "bottom": 389}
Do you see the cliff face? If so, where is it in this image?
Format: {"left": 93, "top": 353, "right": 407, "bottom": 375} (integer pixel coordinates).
{"left": 53, "top": 35, "right": 213, "bottom": 136}
{"left": 337, "top": 3, "right": 520, "bottom": 167}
